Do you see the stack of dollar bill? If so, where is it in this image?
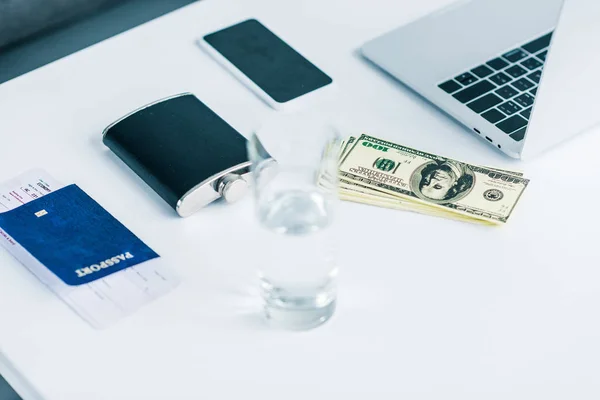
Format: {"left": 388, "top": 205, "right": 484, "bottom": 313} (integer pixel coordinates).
{"left": 322, "top": 134, "right": 529, "bottom": 225}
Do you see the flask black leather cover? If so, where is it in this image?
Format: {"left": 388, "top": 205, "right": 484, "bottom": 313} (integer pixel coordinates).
{"left": 102, "top": 93, "right": 250, "bottom": 215}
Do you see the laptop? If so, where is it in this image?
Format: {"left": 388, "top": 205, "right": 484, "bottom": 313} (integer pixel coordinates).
{"left": 362, "top": 0, "right": 600, "bottom": 158}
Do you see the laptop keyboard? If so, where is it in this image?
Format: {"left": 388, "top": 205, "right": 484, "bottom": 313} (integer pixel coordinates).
{"left": 438, "top": 32, "right": 553, "bottom": 142}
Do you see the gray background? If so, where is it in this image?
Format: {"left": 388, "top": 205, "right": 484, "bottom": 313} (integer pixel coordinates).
{"left": 0, "top": 375, "right": 20, "bottom": 400}
{"left": 0, "top": 0, "right": 124, "bottom": 48}
{"left": 0, "top": 0, "right": 197, "bottom": 83}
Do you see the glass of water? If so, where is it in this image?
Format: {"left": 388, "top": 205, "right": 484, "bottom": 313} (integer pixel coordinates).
{"left": 248, "top": 112, "right": 342, "bottom": 330}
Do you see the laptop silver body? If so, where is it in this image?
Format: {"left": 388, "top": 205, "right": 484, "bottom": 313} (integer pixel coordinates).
{"left": 362, "top": 0, "right": 600, "bottom": 159}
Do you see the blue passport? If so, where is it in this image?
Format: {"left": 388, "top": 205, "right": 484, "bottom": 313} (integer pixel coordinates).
{"left": 0, "top": 184, "right": 159, "bottom": 285}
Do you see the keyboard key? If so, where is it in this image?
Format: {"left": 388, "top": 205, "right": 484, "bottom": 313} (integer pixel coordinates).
{"left": 487, "top": 58, "right": 509, "bottom": 70}
{"left": 522, "top": 32, "right": 553, "bottom": 54}
{"left": 530, "top": 87, "right": 538, "bottom": 95}
{"left": 514, "top": 93, "right": 535, "bottom": 108}
{"left": 511, "top": 77, "right": 535, "bottom": 91}
{"left": 521, "top": 57, "right": 543, "bottom": 70}
{"left": 537, "top": 50, "right": 548, "bottom": 61}
{"left": 520, "top": 107, "right": 532, "bottom": 120}
{"left": 453, "top": 80, "right": 496, "bottom": 103}
{"left": 498, "top": 100, "right": 522, "bottom": 115}
{"left": 482, "top": 108, "right": 506, "bottom": 124}
{"left": 467, "top": 93, "right": 503, "bottom": 113}
{"left": 497, "top": 115, "right": 528, "bottom": 134}
{"left": 439, "top": 80, "right": 462, "bottom": 93}
{"left": 471, "top": 65, "right": 494, "bottom": 78}
{"left": 489, "top": 72, "right": 512, "bottom": 86}
{"left": 503, "top": 48, "right": 528, "bottom": 63}
{"left": 528, "top": 70, "right": 542, "bottom": 83}
{"left": 454, "top": 72, "right": 478, "bottom": 86}
{"left": 510, "top": 127, "right": 527, "bottom": 141}
{"left": 495, "top": 85, "right": 519, "bottom": 99}
{"left": 506, "top": 65, "right": 528, "bottom": 78}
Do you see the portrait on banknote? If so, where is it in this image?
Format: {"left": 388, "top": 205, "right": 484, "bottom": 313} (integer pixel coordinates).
{"left": 410, "top": 159, "right": 475, "bottom": 204}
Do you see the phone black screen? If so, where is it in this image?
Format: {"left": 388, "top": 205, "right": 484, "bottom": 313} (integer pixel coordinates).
{"left": 204, "top": 19, "right": 333, "bottom": 104}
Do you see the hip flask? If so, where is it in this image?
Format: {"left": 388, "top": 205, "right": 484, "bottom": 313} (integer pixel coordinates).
{"left": 102, "top": 93, "right": 252, "bottom": 217}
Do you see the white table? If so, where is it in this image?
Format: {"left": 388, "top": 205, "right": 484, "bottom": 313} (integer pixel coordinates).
{"left": 1, "top": 0, "right": 599, "bottom": 398}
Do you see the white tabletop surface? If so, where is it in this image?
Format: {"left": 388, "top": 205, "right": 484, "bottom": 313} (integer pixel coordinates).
{"left": 1, "top": 0, "right": 599, "bottom": 398}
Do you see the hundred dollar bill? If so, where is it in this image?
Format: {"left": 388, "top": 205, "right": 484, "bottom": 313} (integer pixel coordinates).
{"left": 336, "top": 135, "right": 523, "bottom": 205}
{"left": 338, "top": 134, "right": 529, "bottom": 224}
{"left": 341, "top": 135, "right": 524, "bottom": 177}
{"left": 319, "top": 133, "right": 527, "bottom": 224}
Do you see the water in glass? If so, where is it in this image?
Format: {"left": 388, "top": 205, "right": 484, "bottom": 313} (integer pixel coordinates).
{"left": 249, "top": 113, "right": 340, "bottom": 330}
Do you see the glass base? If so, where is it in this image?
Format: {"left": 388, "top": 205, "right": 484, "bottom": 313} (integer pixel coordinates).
{"left": 264, "top": 298, "right": 336, "bottom": 331}
{"left": 261, "top": 281, "right": 337, "bottom": 330}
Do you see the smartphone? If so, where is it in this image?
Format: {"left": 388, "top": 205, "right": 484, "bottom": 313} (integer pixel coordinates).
{"left": 200, "top": 19, "right": 334, "bottom": 110}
